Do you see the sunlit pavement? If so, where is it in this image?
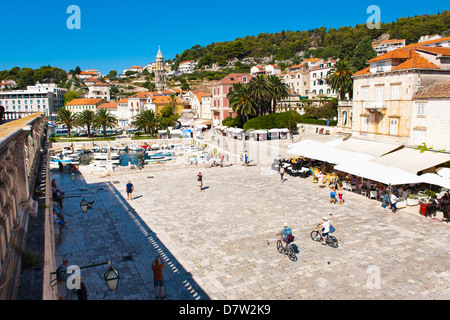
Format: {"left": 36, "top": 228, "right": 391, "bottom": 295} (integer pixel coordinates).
{"left": 53, "top": 141, "right": 449, "bottom": 300}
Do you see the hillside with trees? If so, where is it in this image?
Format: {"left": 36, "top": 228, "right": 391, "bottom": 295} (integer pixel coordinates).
{"left": 173, "top": 11, "right": 450, "bottom": 71}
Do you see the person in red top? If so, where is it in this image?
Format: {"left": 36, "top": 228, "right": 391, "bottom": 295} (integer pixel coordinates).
{"left": 152, "top": 255, "right": 165, "bottom": 299}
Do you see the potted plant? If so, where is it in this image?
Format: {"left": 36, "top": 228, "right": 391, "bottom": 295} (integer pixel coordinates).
{"left": 397, "top": 197, "right": 407, "bottom": 209}
{"left": 407, "top": 194, "right": 419, "bottom": 206}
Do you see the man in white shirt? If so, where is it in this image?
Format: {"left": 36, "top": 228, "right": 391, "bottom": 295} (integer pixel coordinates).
{"left": 390, "top": 192, "right": 399, "bottom": 214}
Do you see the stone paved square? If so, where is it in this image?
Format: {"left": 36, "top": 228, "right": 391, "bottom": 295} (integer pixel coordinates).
{"left": 53, "top": 153, "right": 450, "bottom": 300}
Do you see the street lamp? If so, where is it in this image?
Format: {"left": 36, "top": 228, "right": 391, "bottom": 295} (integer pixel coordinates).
{"left": 104, "top": 263, "right": 120, "bottom": 291}
{"left": 80, "top": 197, "right": 89, "bottom": 213}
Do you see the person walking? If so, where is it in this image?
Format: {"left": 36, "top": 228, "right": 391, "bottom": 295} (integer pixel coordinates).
{"left": 337, "top": 184, "right": 344, "bottom": 205}
{"left": 279, "top": 165, "right": 285, "bottom": 183}
{"left": 197, "top": 172, "right": 203, "bottom": 192}
{"left": 126, "top": 181, "right": 134, "bottom": 200}
{"left": 389, "top": 192, "right": 399, "bottom": 214}
{"left": 330, "top": 186, "right": 337, "bottom": 204}
{"left": 151, "top": 255, "right": 165, "bottom": 299}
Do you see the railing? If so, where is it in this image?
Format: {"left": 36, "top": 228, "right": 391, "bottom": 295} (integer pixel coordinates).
{"left": 2, "top": 111, "right": 41, "bottom": 123}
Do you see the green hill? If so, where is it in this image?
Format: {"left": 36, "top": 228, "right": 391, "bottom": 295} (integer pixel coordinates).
{"left": 172, "top": 11, "right": 450, "bottom": 70}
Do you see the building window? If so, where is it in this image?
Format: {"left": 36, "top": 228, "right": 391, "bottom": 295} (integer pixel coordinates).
{"left": 376, "top": 63, "right": 384, "bottom": 72}
{"left": 417, "top": 103, "right": 426, "bottom": 116}
{"left": 389, "top": 118, "right": 399, "bottom": 135}
{"left": 361, "top": 88, "right": 369, "bottom": 101}
{"left": 391, "top": 85, "right": 399, "bottom": 100}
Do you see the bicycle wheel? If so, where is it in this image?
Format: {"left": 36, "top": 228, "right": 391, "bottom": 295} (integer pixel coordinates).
{"left": 287, "top": 246, "right": 297, "bottom": 262}
{"left": 327, "top": 236, "right": 339, "bottom": 248}
{"left": 277, "top": 240, "right": 284, "bottom": 253}
{"left": 310, "top": 231, "right": 322, "bottom": 242}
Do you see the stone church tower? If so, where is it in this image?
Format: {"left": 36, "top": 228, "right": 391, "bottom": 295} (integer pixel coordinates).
{"left": 155, "top": 46, "right": 167, "bottom": 91}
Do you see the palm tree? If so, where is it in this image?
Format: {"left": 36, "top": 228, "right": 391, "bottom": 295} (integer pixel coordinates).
{"left": 55, "top": 107, "right": 76, "bottom": 138}
{"left": 266, "top": 74, "right": 289, "bottom": 114}
{"left": 227, "top": 83, "right": 257, "bottom": 123}
{"left": 93, "top": 108, "right": 118, "bottom": 139}
{"left": 75, "top": 109, "right": 95, "bottom": 137}
{"left": 327, "top": 60, "right": 355, "bottom": 101}
{"left": 133, "top": 109, "right": 160, "bottom": 136}
{"left": 248, "top": 74, "right": 271, "bottom": 115}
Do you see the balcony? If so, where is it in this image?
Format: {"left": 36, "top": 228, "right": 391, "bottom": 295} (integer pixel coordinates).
{"left": 364, "top": 100, "right": 386, "bottom": 112}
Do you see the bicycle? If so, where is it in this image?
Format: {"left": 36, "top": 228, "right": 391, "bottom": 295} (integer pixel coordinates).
{"left": 276, "top": 239, "right": 297, "bottom": 262}
{"left": 310, "top": 225, "right": 338, "bottom": 248}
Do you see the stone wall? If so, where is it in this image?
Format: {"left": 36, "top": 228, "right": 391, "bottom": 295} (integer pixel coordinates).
{"left": 0, "top": 113, "right": 47, "bottom": 299}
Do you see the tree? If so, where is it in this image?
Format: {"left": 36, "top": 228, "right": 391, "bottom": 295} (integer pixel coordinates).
{"left": 133, "top": 110, "right": 160, "bottom": 136}
{"left": 64, "top": 90, "right": 83, "bottom": 105}
{"left": 227, "top": 83, "right": 257, "bottom": 123}
{"left": 350, "top": 36, "right": 377, "bottom": 71}
{"left": 248, "top": 74, "right": 271, "bottom": 115}
{"left": 107, "top": 70, "right": 118, "bottom": 80}
{"left": 158, "top": 105, "right": 181, "bottom": 129}
{"left": 75, "top": 109, "right": 95, "bottom": 137}
{"left": 327, "top": 60, "right": 355, "bottom": 100}
{"left": 55, "top": 107, "right": 76, "bottom": 137}
{"left": 93, "top": 109, "right": 117, "bottom": 138}
{"left": 266, "top": 74, "right": 289, "bottom": 114}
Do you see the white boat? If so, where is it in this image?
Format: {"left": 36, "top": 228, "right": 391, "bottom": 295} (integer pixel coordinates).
{"left": 90, "top": 146, "right": 101, "bottom": 153}
{"left": 111, "top": 145, "right": 127, "bottom": 151}
{"left": 74, "top": 148, "right": 85, "bottom": 154}
{"left": 92, "top": 153, "right": 108, "bottom": 160}
{"left": 50, "top": 153, "right": 80, "bottom": 164}
{"left": 62, "top": 147, "right": 73, "bottom": 155}
{"left": 128, "top": 144, "right": 143, "bottom": 151}
{"left": 144, "top": 156, "right": 175, "bottom": 163}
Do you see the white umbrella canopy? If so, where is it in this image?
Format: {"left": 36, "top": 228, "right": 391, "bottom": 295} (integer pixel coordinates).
{"left": 419, "top": 173, "right": 450, "bottom": 189}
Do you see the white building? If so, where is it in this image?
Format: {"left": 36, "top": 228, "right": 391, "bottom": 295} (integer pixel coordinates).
{"left": 123, "top": 66, "right": 145, "bottom": 75}
{"left": 65, "top": 98, "right": 107, "bottom": 114}
{"left": 86, "top": 81, "right": 111, "bottom": 101}
{"left": 250, "top": 64, "right": 281, "bottom": 76}
{"left": 0, "top": 80, "right": 16, "bottom": 90}
{"left": 179, "top": 60, "right": 197, "bottom": 74}
{"left": 348, "top": 36, "right": 450, "bottom": 147}
{"left": 372, "top": 39, "right": 406, "bottom": 55}
{"left": 309, "top": 60, "right": 337, "bottom": 98}
{"left": 116, "top": 98, "right": 130, "bottom": 127}
{"left": 0, "top": 83, "right": 67, "bottom": 117}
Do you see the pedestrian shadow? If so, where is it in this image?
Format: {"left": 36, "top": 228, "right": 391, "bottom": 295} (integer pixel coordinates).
{"left": 201, "top": 186, "right": 210, "bottom": 191}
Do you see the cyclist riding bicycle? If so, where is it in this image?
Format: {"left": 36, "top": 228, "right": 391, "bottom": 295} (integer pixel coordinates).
{"left": 276, "top": 223, "right": 294, "bottom": 250}
{"left": 317, "top": 217, "right": 331, "bottom": 245}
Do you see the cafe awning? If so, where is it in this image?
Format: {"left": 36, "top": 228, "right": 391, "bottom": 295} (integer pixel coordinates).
{"left": 334, "top": 161, "right": 421, "bottom": 186}
{"left": 287, "top": 139, "right": 374, "bottom": 164}
{"left": 371, "top": 148, "right": 450, "bottom": 174}
{"left": 333, "top": 138, "right": 403, "bottom": 157}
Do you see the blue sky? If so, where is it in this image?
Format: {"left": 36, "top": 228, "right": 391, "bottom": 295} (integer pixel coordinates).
{"left": 0, "top": 0, "right": 446, "bottom": 74}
